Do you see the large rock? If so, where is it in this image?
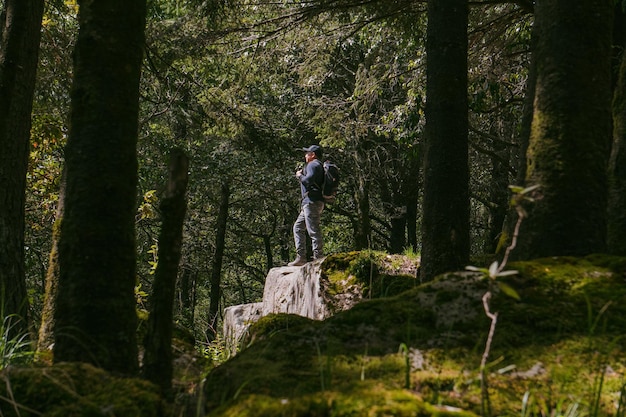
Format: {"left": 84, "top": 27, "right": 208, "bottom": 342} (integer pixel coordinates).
{"left": 222, "top": 254, "right": 420, "bottom": 353}
{"left": 261, "top": 261, "right": 328, "bottom": 319}
{"left": 223, "top": 258, "right": 362, "bottom": 352}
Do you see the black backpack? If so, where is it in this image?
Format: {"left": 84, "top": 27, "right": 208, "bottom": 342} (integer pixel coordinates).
{"left": 322, "top": 161, "right": 340, "bottom": 204}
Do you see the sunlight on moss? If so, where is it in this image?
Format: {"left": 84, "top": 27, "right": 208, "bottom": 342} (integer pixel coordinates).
{"left": 205, "top": 253, "right": 626, "bottom": 417}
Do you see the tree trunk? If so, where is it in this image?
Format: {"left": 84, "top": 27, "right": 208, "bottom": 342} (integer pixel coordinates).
{"left": 390, "top": 214, "right": 406, "bottom": 254}
{"left": 516, "top": 0, "right": 613, "bottom": 259}
{"left": 608, "top": 31, "right": 626, "bottom": 255}
{"left": 178, "top": 266, "right": 195, "bottom": 327}
{"left": 420, "top": 0, "right": 469, "bottom": 281}
{"left": 403, "top": 148, "right": 422, "bottom": 253}
{"left": 378, "top": 175, "right": 406, "bottom": 254}
{"left": 37, "top": 169, "right": 65, "bottom": 353}
{"left": 487, "top": 134, "right": 510, "bottom": 254}
{"left": 0, "top": 0, "right": 44, "bottom": 339}
{"left": 353, "top": 176, "right": 371, "bottom": 250}
{"left": 207, "top": 181, "right": 230, "bottom": 341}
{"left": 53, "top": 0, "right": 146, "bottom": 375}
{"left": 143, "top": 149, "right": 189, "bottom": 397}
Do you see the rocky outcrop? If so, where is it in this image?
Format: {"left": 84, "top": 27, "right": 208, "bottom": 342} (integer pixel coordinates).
{"left": 261, "top": 260, "right": 328, "bottom": 319}
{"left": 223, "top": 259, "right": 362, "bottom": 353}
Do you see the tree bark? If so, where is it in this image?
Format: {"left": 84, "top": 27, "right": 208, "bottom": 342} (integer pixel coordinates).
{"left": 353, "top": 176, "right": 371, "bottom": 250}
{"left": 420, "top": 0, "right": 469, "bottom": 281}
{"left": 207, "top": 181, "right": 230, "bottom": 341}
{"left": 0, "top": 0, "right": 44, "bottom": 339}
{"left": 143, "top": 149, "right": 189, "bottom": 397}
{"left": 516, "top": 0, "right": 613, "bottom": 259}
{"left": 608, "top": 32, "right": 626, "bottom": 255}
{"left": 53, "top": 0, "right": 146, "bottom": 375}
{"left": 37, "top": 169, "right": 66, "bottom": 353}
{"left": 487, "top": 134, "right": 510, "bottom": 254}
{"left": 178, "top": 266, "right": 196, "bottom": 327}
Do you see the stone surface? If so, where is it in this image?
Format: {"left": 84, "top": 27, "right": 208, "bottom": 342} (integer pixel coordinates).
{"left": 261, "top": 261, "right": 327, "bottom": 320}
{"left": 223, "top": 258, "right": 362, "bottom": 352}
{"left": 223, "top": 302, "right": 263, "bottom": 353}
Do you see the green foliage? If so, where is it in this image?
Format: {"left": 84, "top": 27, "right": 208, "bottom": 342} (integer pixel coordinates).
{"left": 0, "top": 315, "right": 33, "bottom": 370}
{"left": 321, "top": 252, "right": 418, "bottom": 301}
{"left": 202, "top": 333, "right": 230, "bottom": 365}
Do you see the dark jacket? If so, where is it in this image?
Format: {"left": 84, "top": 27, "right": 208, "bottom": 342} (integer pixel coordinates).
{"left": 299, "top": 159, "right": 324, "bottom": 204}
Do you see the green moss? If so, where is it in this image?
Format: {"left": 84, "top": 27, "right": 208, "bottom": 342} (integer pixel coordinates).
{"left": 321, "top": 252, "right": 417, "bottom": 300}
{"left": 0, "top": 362, "right": 165, "bottom": 417}
{"left": 209, "top": 388, "right": 479, "bottom": 417}
{"left": 245, "top": 313, "right": 316, "bottom": 343}
{"left": 205, "top": 253, "right": 626, "bottom": 417}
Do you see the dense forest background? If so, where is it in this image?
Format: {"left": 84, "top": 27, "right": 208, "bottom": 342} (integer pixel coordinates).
{"left": 1, "top": 0, "right": 625, "bottom": 394}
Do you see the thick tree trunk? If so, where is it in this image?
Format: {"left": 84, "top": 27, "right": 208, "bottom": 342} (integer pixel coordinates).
{"left": 516, "top": 0, "right": 613, "bottom": 259}
{"left": 0, "top": 0, "right": 44, "bottom": 339}
{"left": 608, "top": 42, "right": 626, "bottom": 255}
{"left": 143, "top": 149, "right": 189, "bottom": 397}
{"left": 207, "top": 181, "right": 230, "bottom": 341}
{"left": 420, "top": 0, "right": 469, "bottom": 281}
{"left": 53, "top": 0, "right": 146, "bottom": 375}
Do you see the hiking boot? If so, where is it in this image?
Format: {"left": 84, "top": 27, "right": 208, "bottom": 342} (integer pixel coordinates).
{"left": 288, "top": 256, "right": 307, "bottom": 267}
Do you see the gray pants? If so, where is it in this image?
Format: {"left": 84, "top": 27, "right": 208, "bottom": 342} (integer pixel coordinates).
{"left": 293, "top": 201, "right": 325, "bottom": 259}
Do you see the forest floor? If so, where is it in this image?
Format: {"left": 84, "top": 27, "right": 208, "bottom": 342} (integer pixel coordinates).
{"left": 200, "top": 253, "right": 626, "bottom": 417}
{"left": 1, "top": 252, "right": 625, "bottom": 417}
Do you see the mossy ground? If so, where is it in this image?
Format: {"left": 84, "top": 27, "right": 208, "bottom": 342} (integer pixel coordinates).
{"left": 2, "top": 253, "right": 625, "bottom": 416}
{"left": 0, "top": 362, "right": 166, "bottom": 417}
{"left": 204, "top": 254, "right": 626, "bottom": 416}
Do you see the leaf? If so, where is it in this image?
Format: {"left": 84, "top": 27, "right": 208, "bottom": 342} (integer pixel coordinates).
{"left": 497, "top": 281, "right": 520, "bottom": 301}
{"left": 465, "top": 265, "right": 482, "bottom": 272}
{"left": 488, "top": 261, "right": 499, "bottom": 278}
{"left": 465, "top": 265, "right": 489, "bottom": 276}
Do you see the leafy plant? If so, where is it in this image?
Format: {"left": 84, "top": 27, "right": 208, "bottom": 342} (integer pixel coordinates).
{"left": 202, "top": 333, "right": 229, "bottom": 365}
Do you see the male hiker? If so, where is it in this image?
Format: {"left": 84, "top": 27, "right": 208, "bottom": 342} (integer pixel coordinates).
{"left": 288, "top": 145, "right": 325, "bottom": 266}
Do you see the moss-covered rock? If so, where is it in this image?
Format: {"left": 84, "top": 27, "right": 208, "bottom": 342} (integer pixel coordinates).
{"left": 204, "top": 254, "right": 626, "bottom": 416}
{"left": 0, "top": 362, "right": 165, "bottom": 417}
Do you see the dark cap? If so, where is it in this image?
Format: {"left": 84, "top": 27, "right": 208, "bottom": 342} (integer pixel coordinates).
{"left": 301, "top": 144, "right": 323, "bottom": 158}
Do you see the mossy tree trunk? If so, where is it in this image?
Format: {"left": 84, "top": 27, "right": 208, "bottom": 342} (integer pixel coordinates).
{"left": 143, "top": 149, "right": 189, "bottom": 397}
{"left": 608, "top": 27, "right": 626, "bottom": 255}
{"left": 37, "top": 169, "right": 65, "bottom": 353}
{"left": 516, "top": 1, "right": 613, "bottom": 259}
{"left": 53, "top": 0, "right": 146, "bottom": 375}
{"left": 0, "top": 0, "right": 44, "bottom": 339}
{"left": 420, "top": 0, "right": 469, "bottom": 281}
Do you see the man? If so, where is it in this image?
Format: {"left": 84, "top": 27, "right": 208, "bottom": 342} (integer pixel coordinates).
{"left": 288, "top": 145, "right": 325, "bottom": 266}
